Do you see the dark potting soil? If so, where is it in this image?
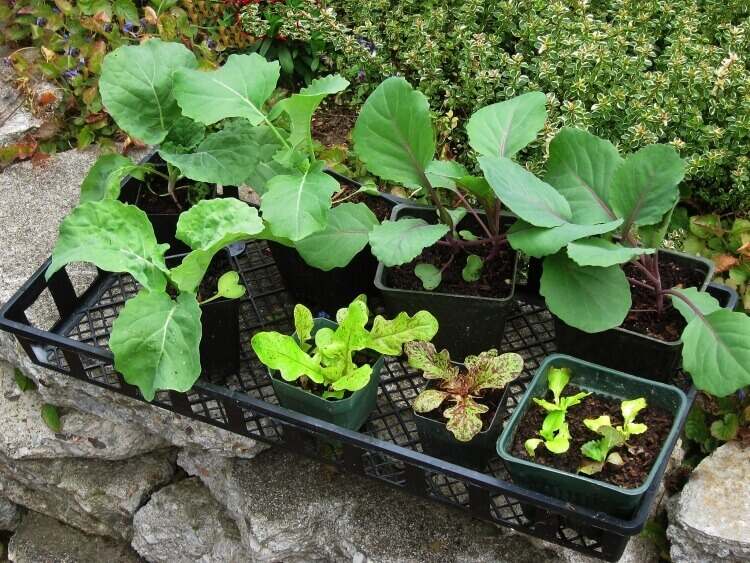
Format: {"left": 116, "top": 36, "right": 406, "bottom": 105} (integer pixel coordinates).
{"left": 196, "top": 253, "right": 233, "bottom": 303}
{"left": 387, "top": 243, "right": 515, "bottom": 298}
{"left": 135, "top": 186, "right": 190, "bottom": 214}
{"left": 621, "top": 254, "right": 707, "bottom": 342}
{"left": 419, "top": 383, "right": 504, "bottom": 432}
{"left": 334, "top": 186, "right": 393, "bottom": 221}
{"left": 311, "top": 102, "right": 357, "bottom": 147}
{"left": 511, "top": 387, "right": 674, "bottom": 489}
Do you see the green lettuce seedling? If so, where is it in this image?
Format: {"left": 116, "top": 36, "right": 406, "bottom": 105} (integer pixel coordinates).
{"left": 353, "top": 79, "right": 548, "bottom": 291}
{"left": 46, "top": 197, "right": 263, "bottom": 401}
{"left": 578, "top": 398, "right": 648, "bottom": 475}
{"left": 524, "top": 367, "right": 590, "bottom": 456}
{"left": 251, "top": 298, "right": 438, "bottom": 400}
{"left": 405, "top": 342, "right": 524, "bottom": 441}
{"left": 477, "top": 124, "right": 750, "bottom": 397}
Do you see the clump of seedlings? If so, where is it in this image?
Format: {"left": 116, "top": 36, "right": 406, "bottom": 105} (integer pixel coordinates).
{"left": 405, "top": 342, "right": 524, "bottom": 441}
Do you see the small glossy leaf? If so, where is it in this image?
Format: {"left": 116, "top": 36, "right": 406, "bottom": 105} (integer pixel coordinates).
{"left": 621, "top": 398, "right": 647, "bottom": 425}
{"left": 479, "top": 156, "right": 572, "bottom": 227}
{"left": 581, "top": 439, "right": 605, "bottom": 462}
{"left": 459, "top": 230, "right": 478, "bottom": 241}
{"left": 533, "top": 398, "right": 559, "bottom": 412}
{"left": 367, "top": 310, "right": 439, "bottom": 356}
{"left": 260, "top": 163, "right": 340, "bottom": 241}
{"left": 547, "top": 366, "right": 571, "bottom": 403}
{"left": 215, "top": 271, "right": 245, "bottom": 300}
{"left": 110, "top": 291, "right": 202, "bottom": 401}
{"left": 295, "top": 203, "right": 378, "bottom": 270}
{"left": 559, "top": 391, "right": 590, "bottom": 410}
{"left": 540, "top": 252, "right": 631, "bottom": 333}
{"left": 413, "top": 389, "right": 449, "bottom": 412}
{"left": 540, "top": 410, "right": 565, "bottom": 441}
{"left": 47, "top": 201, "right": 169, "bottom": 292}
{"left": 368, "top": 218, "right": 449, "bottom": 267}
{"left": 174, "top": 53, "right": 279, "bottom": 125}
{"left": 445, "top": 397, "right": 488, "bottom": 442}
{"left": 80, "top": 154, "right": 143, "bottom": 203}
{"left": 545, "top": 423, "right": 571, "bottom": 454}
{"left": 567, "top": 238, "right": 654, "bottom": 267}
{"left": 462, "top": 254, "right": 483, "bottom": 282}
{"left": 250, "top": 331, "right": 326, "bottom": 384}
{"left": 466, "top": 92, "right": 547, "bottom": 158}
{"left": 404, "top": 341, "right": 458, "bottom": 380}
{"left": 100, "top": 39, "right": 198, "bottom": 144}
{"left": 294, "top": 304, "right": 314, "bottom": 344}
{"left": 610, "top": 145, "right": 685, "bottom": 231}
{"left": 607, "top": 452, "right": 624, "bottom": 465}
{"left": 352, "top": 77, "right": 435, "bottom": 188}
{"left": 507, "top": 219, "right": 623, "bottom": 258}
{"left": 525, "top": 438, "right": 543, "bottom": 457}
{"left": 445, "top": 207, "right": 467, "bottom": 226}
{"left": 14, "top": 369, "right": 36, "bottom": 392}
{"left": 415, "top": 263, "right": 442, "bottom": 290}
{"left": 41, "top": 404, "right": 61, "bottom": 432}
{"left": 584, "top": 415, "right": 612, "bottom": 433}
{"left": 545, "top": 128, "right": 621, "bottom": 224}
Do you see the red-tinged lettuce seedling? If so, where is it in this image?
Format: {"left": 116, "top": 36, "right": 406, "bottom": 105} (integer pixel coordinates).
{"left": 405, "top": 342, "right": 524, "bottom": 441}
{"left": 46, "top": 197, "right": 264, "bottom": 400}
{"left": 478, "top": 126, "right": 750, "bottom": 397}
{"left": 578, "top": 398, "right": 648, "bottom": 475}
{"left": 525, "top": 367, "right": 590, "bottom": 456}
{"left": 251, "top": 298, "right": 438, "bottom": 400}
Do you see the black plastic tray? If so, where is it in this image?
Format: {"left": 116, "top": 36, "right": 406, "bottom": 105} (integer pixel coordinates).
{"left": 0, "top": 240, "right": 714, "bottom": 562}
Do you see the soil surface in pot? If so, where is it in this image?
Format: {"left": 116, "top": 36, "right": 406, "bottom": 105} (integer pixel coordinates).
{"left": 312, "top": 102, "right": 357, "bottom": 146}
{"left": 135, "top": 183, "right": 192, "bottom": 214}
{"left": 621, "top": 254, "right": 706, "bottom": 342}
{"left": 388, "top": 244, "right": 515, "bottom": 298}
{"left": 511, "top": 386, "right": 673, "bottom": 488}
{"left": 419, "top": 384, "right": 504, "bottom": 432}
{"left": 333, "top": 187, "right": 392, "bottom": 221}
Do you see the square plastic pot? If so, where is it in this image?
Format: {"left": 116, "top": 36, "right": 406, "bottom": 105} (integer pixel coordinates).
{"left": 268, "top": 192, "right": 401, "bottom": 315}
{"left": 268, "top": 318, "right": 383, "bottom": 431}
{"left": 414, "top": 371, "right": 511, "bottom": 469}
{"left": 374, "top": 204, "right": 519, "bottom": 361}
{"left": 497, "top": 354, "right": 689, "bottom": 519}
{"left": 553, "top": 249, "right": 714, "bottom": 382}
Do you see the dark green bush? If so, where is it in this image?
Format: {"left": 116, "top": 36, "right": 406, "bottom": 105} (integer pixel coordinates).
{"left": 318, "top": 0, "right": 750, "bottom": 213}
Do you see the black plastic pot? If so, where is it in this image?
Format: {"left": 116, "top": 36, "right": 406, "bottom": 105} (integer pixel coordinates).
{"left": 414, "top": 372, "right": 511, "bottom": 470}
{"left": 497, "top": 354, "right": 689, "bottom": 519}
{"left": 374, "top": 204, "right": 519, "bottom": 361}
{"left": 268, "top": 318, "right": 383, "bottom": 430}
{"left": 554, "top": 249, "right": 714, "bottom": 382}
{"left": 268, "top": 189, "right": 403, "bottom": 315}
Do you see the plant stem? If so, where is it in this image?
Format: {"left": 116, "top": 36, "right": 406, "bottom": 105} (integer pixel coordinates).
{"left": 453, "top": 189, "right": 494, "bottom": 241}
{"left": 663, "top": 289, "right": 706, "bottom": 322}
{"left": 198, "top": 294, "right": 221, "bottom": 306}
{"left": 416, "top": 169, "right": 454, "bottom": 231}
{"left": 626, "top": 276, "right": 656, "bottom": 292}
{"left": 439, "top": 250, "right": 457, "bottom": 274}
{"left": 166, "top": 164, "right": 182, "bottom": 210}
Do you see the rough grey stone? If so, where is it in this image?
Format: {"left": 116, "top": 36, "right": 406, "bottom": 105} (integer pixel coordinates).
{"left": 178, "top": 448, "right": 563, "bottom": 563}
{"left": 132, "top": 477, "right": 249, "bottom": 563}
{"left": 0, "top": 497, "right": 21, "bottom": 531}
{"left": 0, "top": 448, "right": 175, "bottom": 540}
{"left": 0, "top": 148, "right": 264, "bottom": 459}
{"left": 0, "top": 78, "right": 42, "bottom": 146}
{"left": 0, "top": 361, "right": 167, "bottom": 460}
{"left": 7, "top": 510, "right": 142, "bottom": 563}
{"left": 667, "top": 441, "right": 750, "bottom": 563}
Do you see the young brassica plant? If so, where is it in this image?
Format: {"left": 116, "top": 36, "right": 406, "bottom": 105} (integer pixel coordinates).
{"left": 352, "top": 78, "right": 547, "bottom": 290}
{"left": 578, "top": 398, "right": 648, "bottom": 475}
{"left": 405, "top": 342, "right": 524, "bottom": 441}
{"left": 525, "top": 367, "right": 590, "bottom": 456}
{"left": 46, "top": 197, "right": 263, "bottom": 400}
{"left": 478, "top": 126, "right": 750, "bottom": 397}
{"left": 251, "top": 298, "right": 438, "bottom": 399}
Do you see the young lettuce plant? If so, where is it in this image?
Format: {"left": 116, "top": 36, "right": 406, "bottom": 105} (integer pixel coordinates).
{"left": 251, "top": 298, "right": 438, "bottom": 399}
{"left": 352, "top": 78, "right": 548, "bottom": 290}
{"left": 405, "top": 342, "right": 524, "bottom": 441}
{"left": 45, "top": 197, "right": 264, "bottom": 400}
{"left": 579, "top": 398, "right": 648, "bottom": 475}
{"left": 479, "top": 127, "right": 750, "bottom": 397}
{"left": 525, "top": 367, "right": 590, "bottom": 456}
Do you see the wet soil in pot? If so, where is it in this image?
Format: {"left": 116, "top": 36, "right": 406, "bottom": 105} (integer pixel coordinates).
{"left": 333, "top": 186, "right": 393, "bottom": 220}
{"left": 621, "top": 254, "right": 707, "bottom": 342}
{"left": 511, "top": 386, "right": 674, "bottom": 489}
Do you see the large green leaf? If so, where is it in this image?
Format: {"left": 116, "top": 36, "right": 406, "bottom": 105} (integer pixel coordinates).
{"left": 545, "top": 128, "right": 621, "bottom": 224}
{"left": 540, "top": 252, "right": 631, "bottom": 333}
{"left": 272, "top": 74, "right": 349, "bottom": 152}
{"left": 507, "top": 219, "right": 623, "bottom": 258}
{"left": 109, "top": 291, "right": 202, "bottom": 401}
{"left": 47, "top": 201, "right": 169, "bottom": 292}
{"left": 352, "top": 77, "right": 435, "bottom": 188}
{"left": 173, "top": 53, "right": 279, "bottom": 126}
{"left": 367, "top": 310, "right": 439, "bottom": 355}
{"left": 610, "top": 145, "right": 685, "bottom": 232}
{"left": 466, "top": 91, "right": 547, "bottom": 158}
{"left": 251, "top": 332, "right": 327, "bottom": 384}
{"left": 79, "top": 154, "right": 144, "bottom": 203}
{"left": 260, "top": 162, "right": 340, "bottom": 241}
{"left": 425, "top": 160, "right": 469, "bottom": 190}
{"left": 368, "top": 218, "right": 449, "bottom": 267}
{"left": 224, "top": 123, "right": 286, "bottom": 195}
{"left": 681, "top": 309, "right": 750, "bottom": 397}
{"left": 479, "top": 156, "right": 572, "bottom": 227}
{"left": 99, "top": 39, "right": 198, "bottom": 144}
{"left": 295, "top": 203, "right": 378, "bottom": 270}
{"left": 159, "top": 126, "right": 267, "bottom": 185}
{"left": 161, "top": 117, "right": 206, "bottom": 154}
{"left": 566, "top": 238, "right": 654, "bottom": 267}
{"left": 670, "top": 287, "right": 721, "bottom": 323}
